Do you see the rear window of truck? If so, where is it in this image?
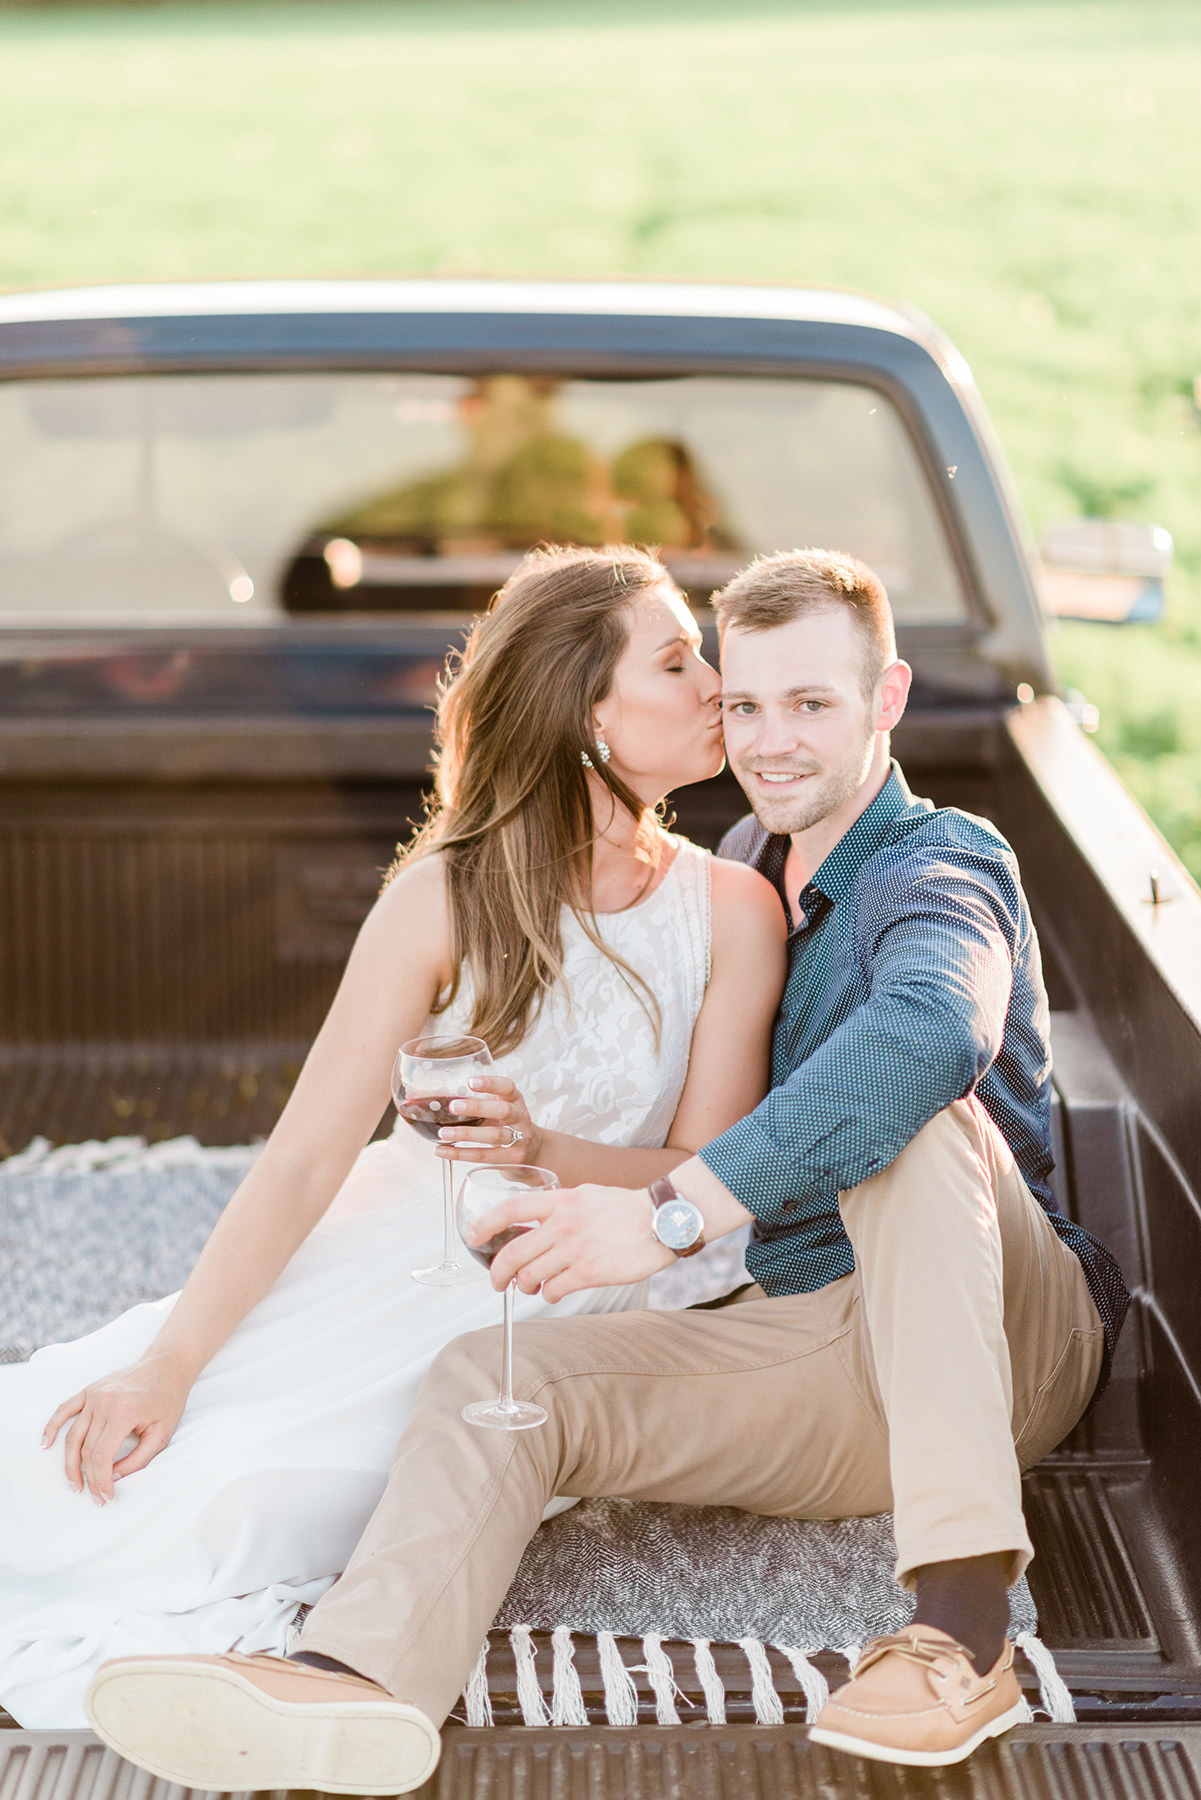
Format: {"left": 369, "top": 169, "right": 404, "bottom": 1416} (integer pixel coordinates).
{"left": 0, "top": 372, "right": 967, "bottom": 625}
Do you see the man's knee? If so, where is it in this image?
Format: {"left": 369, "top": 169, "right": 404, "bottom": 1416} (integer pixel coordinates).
{"left": 876, "top": 1099, "right": 990, "bottom": 1182}
{"left": 839, "top": 1098, "right": 1001, "bottom": 1244}
{"left": 421, "top": 1321, "right": 563, "bottom": 1406}
{"left": 900, "top": 1097, "right": 986, "bottom": 1162}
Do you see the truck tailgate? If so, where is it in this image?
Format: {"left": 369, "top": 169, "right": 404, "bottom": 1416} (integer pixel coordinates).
{"left": 7, "top": 1723, "right": 1201, "bottom": 1800}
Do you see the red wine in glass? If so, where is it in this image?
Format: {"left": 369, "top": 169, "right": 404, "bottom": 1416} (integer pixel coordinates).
{"left": 393, "top": 1033, "right": 493, "bottom": 1287}
{"left": 465, "top": 1222, "right": 533, "bottom": 1271}
{"left": 396, "top": 1097, "right": 489, "bottom": 1143}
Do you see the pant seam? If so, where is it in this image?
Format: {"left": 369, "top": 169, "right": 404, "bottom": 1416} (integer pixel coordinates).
{"left": 513, "top": 1333, "right": 857, "bottom": 1396}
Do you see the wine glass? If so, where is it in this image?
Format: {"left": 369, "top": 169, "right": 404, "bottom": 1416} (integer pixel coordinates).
{"left": 456, "top": 1164, "right": 557, "bottom": 1430}
{"left": 393, "top": 1034, "right": 493, "bottom": 1287}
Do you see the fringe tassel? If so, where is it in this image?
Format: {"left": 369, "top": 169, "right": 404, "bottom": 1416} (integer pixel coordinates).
{"left": 509, "top": 1625, "right": 551, "bottom": 1727}
{"left": 597, "top": 1631, "right": 640, "bottom": 1726}
{"left": 775, "top": 1645, "right": 829, "bottom": 1723}
{"left": 738, "top": 1637, "right": 784, "bottom": 1725}
{"left": 690, "top": 1639, "right": 726, "bottom": 1725}
{"left": 636, "top": 1634, "right": 687, "bottom": 1725}
{"left": 550, "top": 1628, "right": 588, "bottom": 1727}
{"left": 1016, "top": 1631, "right": 1076, "bottom": 1723}
{"left": 0, "top": 1133, "right": 261, "bottom": 1176}
{"left": 466, "top": 1626, "right": 1060, "bottom": 1732}
{"left": 464, "top": 1640, "right": 493, "bottom": 1728}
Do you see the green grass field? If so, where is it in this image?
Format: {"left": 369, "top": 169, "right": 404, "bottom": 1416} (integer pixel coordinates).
{"left": 1, "top": 0, "right": 1199, "bottom": 871}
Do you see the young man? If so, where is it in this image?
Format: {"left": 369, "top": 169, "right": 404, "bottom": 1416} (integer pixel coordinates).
{"left": 85, "top": 551, "right": 1127, "bottom": 1785}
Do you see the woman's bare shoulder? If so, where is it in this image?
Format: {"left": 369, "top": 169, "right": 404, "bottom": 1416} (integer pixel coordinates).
{"left": 708, "top": 855, "right": 787, "bottom": 940}
{"left": 378, "top": 849, "right": 448, "bottom": 906}
{"left": 360, "top": 851, "right": 453, "bottom": 967}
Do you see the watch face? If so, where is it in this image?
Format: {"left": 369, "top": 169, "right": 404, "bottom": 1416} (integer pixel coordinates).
{"left": 655, "top": 1199, "right": 703, "bottom": 1252}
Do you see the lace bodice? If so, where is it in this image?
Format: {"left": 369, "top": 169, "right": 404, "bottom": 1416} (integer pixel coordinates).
{"left": 409, "top": 836, "right": 712, "bottom": 1151}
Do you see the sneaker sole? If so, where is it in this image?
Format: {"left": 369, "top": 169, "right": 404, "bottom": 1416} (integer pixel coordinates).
{"left": 809, "top": 1698, "right": 1027, "bottom": 1768}
{"left": 86, "top": 1658, "right": 442, "bottom": 1795}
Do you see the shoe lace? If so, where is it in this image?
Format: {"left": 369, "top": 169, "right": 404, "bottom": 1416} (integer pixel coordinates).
{"left": 853, "top": 1633, "right": 973, "bottom": 1678}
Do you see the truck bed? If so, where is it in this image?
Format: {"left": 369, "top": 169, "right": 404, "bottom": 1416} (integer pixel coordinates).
{"left": 4, "top": 702, "right": 1201, "bottom": 1798}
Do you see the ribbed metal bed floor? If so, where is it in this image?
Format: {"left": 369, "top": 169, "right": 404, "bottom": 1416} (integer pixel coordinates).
{"left": 8, "top": 1723, "right": 1201, "bottom": 1800}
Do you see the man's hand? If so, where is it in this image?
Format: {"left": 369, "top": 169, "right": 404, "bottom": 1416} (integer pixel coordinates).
{"left": 469, "top": 1182, "right": 675, "bottom": 1302}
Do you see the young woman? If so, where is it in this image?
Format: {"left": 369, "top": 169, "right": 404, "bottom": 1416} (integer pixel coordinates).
{"left": 0, "top": 545, "right": 786, "bottom": 1728}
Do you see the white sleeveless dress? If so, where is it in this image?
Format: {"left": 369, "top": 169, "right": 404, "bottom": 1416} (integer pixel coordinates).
{"left": 0, "top": 837, "right": 743, "bottom": 1728}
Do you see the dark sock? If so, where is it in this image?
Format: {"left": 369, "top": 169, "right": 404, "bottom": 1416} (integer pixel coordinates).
{"left": 288, "top": 1649, "right": 366, "bottom": 1680}
{"left": 912, "top": 1552, "right": 1010, "bottom": 1675}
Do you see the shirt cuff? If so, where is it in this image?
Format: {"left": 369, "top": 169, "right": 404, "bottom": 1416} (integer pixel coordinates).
{"left": 698, "top": 1118, "right": 816, "bottom": 1228}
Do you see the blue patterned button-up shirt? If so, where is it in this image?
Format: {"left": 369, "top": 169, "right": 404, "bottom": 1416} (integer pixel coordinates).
{"left": 701, "top": 764, "right": 1128, "bottom": 1389}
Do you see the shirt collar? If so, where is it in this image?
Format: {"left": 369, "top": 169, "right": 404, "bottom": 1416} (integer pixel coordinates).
{"left": 808, "top": 764, "right": 916, "bottom": 906}
{"left": 747, "top": 762, "right": 917, "bottom": 915}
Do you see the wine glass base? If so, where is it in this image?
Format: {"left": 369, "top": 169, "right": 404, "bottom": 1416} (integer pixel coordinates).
{"left": 410, "top": 1262, "right": 477, "bottom": 1288}
{"left": 462, "top": 1399, "right": 548, "bottom": 1431}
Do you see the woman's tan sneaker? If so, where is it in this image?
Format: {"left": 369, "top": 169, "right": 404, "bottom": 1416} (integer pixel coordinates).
{"left": 85, "top": 1651, "right": 442, "bottom": 1796}
{"left": 808, "top": 1627, "right": 1026, "bottom": 1767}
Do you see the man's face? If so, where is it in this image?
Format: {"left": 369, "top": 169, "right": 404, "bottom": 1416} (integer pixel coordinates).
{"left": 719, "top": 608, "right": 882, "bottom": 836}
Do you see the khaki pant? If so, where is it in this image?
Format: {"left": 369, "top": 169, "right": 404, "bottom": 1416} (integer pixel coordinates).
{"left": 301, "top": 1097, "right": 1103, "bottom": 1726}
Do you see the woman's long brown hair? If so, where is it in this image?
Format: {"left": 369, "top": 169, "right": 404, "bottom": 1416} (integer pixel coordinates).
{"left": 392, "top": 545, "right": 678, "bottom": 1056}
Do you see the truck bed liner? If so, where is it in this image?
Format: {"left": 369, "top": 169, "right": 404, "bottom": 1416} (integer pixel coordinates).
{"left": 6, "top": 1723, "right": 1201, "bottom": 1800}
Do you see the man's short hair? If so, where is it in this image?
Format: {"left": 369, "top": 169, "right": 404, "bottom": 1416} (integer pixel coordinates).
{"left": 713, "top": 549, "right": 897, "bottom": 696}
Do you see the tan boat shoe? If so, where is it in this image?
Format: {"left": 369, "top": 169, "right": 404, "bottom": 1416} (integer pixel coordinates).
{"left": 86, "top": 1650, "right": 441, "bottom": 1795}
{"left": 809, "top": 1626, "right": 1026, "bottom": 1767}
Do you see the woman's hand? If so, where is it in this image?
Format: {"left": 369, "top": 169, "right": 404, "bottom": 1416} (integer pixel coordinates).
{"left": 434, "top": 1073, "right": 541, "bottom": 1167}
{"left": 42, "top": 1352, "right": 194, "bottom": 1505}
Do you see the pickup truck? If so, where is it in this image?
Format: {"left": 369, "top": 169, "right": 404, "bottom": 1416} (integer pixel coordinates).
{"left": 2, "top": 279, "right": 1200, "bottom": 1800}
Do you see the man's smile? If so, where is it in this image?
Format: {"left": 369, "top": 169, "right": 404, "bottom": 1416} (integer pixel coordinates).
{"left": 748, "top": 769, "right": 817, "bottom": 788}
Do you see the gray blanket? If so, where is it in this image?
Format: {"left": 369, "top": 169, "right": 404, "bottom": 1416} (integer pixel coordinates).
{"left": 497, "top": 1494, "right": 1037, "bottom": 1645}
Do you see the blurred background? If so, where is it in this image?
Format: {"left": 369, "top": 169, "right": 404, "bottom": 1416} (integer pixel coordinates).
{"left": 1, "top": 0, "right": 1198, "bottom": 872}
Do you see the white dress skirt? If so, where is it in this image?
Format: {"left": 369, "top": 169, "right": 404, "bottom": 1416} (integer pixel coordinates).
{"left": 0, "top": 837, "right": 746, "bottom": 1728}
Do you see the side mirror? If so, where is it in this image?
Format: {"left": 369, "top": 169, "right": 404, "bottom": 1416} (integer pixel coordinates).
{"left": 1039, "top": 520, "right": 1171, "bottom": 624}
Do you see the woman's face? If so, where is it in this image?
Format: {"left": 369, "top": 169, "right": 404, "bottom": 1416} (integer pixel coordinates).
{"left": 592, "top": 586, "right": 724, "bottom": 806}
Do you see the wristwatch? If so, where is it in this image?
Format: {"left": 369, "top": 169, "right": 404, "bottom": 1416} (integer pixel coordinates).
{"left": 649, "top": 1175, "right": 707, "bottom": 1258}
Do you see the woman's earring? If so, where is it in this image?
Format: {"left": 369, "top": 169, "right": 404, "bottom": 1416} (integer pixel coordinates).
{"left": 580, "top": 740, "right": 611, "bottom": 769}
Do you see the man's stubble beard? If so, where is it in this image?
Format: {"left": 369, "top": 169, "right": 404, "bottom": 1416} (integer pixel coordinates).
{"left": 739, "top": 724, "right": 877, "bottom": 838}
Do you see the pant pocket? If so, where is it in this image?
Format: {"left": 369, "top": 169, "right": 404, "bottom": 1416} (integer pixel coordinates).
{"left": 1013, "top": 1326, "right": 1103, "bottom": 1466}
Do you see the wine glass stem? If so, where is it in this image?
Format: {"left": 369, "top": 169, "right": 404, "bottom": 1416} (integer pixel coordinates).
{"left": 500, "top": 1280, "right": 519, "bottom": 1412}
{"left": 441, "top": 1158, "right": 456, "bottom": 1269}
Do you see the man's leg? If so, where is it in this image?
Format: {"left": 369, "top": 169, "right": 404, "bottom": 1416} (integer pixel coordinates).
{"left": 298, "top": 1282, "right": 892, "bottom": 1725}
{"left": 838, "top": 1093, "right": 1103, "bottom": 1592}
{"left": 809, "top": 1095, "right": 1104, "bottom": 1767}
